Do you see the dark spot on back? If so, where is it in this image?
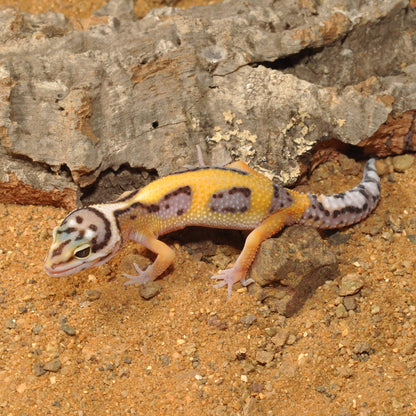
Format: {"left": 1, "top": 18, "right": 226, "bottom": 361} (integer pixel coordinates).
{"left": 76, "top": 216, "right": 83, "bottom": 224}
{"left": 228, "top": 187, "right": 251, "bottom": 197}
{"left": 149, "top": 204, "right": 160, "bottom": 213}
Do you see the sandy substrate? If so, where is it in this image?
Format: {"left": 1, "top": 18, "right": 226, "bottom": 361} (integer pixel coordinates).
{"left": 1, "top": 155, "right": 416, "bottom": 415}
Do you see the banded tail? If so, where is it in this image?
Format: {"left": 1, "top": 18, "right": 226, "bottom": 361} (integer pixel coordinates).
{"left": 299, "top": 159, "right": 380, "bottom": 229}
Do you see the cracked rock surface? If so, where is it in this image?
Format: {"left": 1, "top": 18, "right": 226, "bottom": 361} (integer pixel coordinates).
{"left": 0, "top": 0, "right": 415, "bottom": 207}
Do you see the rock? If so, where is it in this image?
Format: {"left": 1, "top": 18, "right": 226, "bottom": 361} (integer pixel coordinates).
{"left": 32, "top": 324, "right": 43, "bottom": 335}
{"left": 255, "top": 350, "right": 275, "bottom": 365}
{"left": 251, "top": 382, "right": 265, "bottom": 394}
{"left": 207, "top": 316, "right": 228, "bottom": 331}
{"left": 328, "top": 232, "right": 351, "bottom": 246}
{"left": 5, "top": 318, "right": 16, "bottom": 329}
{"left": 392, "top": 154, "right": 415, "bottom": 172}
{"left": 159, "top": 355, "right": 171, "bottom": 367}
{"left": 286, "top": 334, "right": 297, "bottom": 346}
{"left": 353, "top": 342, "right": 372, "bottom": 354}
{"left": 139, "top": 281, "right": 162, "bottom": 300}
{"left": 248, "top": 225, "right": 338, "bottom": 317}
{"left": 34, "top": 362, "right": 46, "bottom": 377}
{"left": 43, "top": 359, "right": 62, "bottom": 373}
{"left": 60, "top": 323, "right": 76, "bottom": 336}
{"left": 352, "top": 341, "right": 375, "bottom": 361}
{"left": 335, "top": 304, "right": 348, "bottom": 318}
{"left": 338, "top": 274, "right": 364, "bottom": 296}
{"left": 0, "top": 1, "right": 415, "bottom": 206}
{"left": 240, "top": 314, "right": 257, "bottom": 327}
{"left": 342, "top": 295, "right": 357, "bottom": 311}
{"left": 84, "top": 289, "right": 102, "bottom": 301}
{"left": 271, "top": 329, "right": 289, "bottom": 348}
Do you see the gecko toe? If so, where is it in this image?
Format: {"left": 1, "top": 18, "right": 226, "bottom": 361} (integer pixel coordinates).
{"left": 123, "top": 263, "right": 151, "bottom": 285}
{"left": 240, "top": 277, "right": 254, "bottom": 287}
{"left": 211, "top": 270, "right": 237, "bottom": 299}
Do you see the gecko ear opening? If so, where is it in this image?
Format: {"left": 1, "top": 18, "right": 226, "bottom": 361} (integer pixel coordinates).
{"left": 74, "top": 244, "right": 92, "bottom": 259}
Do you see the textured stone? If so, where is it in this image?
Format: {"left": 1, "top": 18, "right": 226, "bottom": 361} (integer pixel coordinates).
{"left": 0, "top": 0, "right": 414, "bottom": 206}
{"left": 338, "top": 273, "right": 364, "bottom": 296}
{"left": 248, "top": 225, "right": 338, "bottom": 317}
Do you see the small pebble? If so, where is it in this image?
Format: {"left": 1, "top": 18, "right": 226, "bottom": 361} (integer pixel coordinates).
{"left": 328, "top": 232, "right": 351, "bottom": 246}
{"left": 353, "top": 341, "right": 372, "bottom": 354}
{"left": 255, "top": 350, "right": 274, "bottom": 365}
{"left": 338, "top": 274, "right": 364, "bottom": 296}
{"left": 371, "top": 305, "right": 380, "bottom": 314}
{"left": 61, "top": 323, "right": 76, "bottom": 336}
{"left": 32, "top": 324, "right": 43, "bottom": 335}
{"left": 286, "top": 334, "right": 297, "bottom": 345}
{"left": 342, "top": 296, "right": 357, "bottom": 311}
{"left": 207, "top": 316, "right": 228, "bottom": 330}
{"left": 236, "top": 348, "right": 247, "bottom": 361}
{"left": 159, "top": 355, "right": 171, "bottom": 367}
{"left": 240, "top": 314, "right": 257, "bottom": 326}
{"left": 34, "top": 362, "right": 46, "bottom": 377}
{"left": 271, "top": 329, "right": 289, "bottom": 347}
{"left": 392, "top": 154, "right": 414, "bottom": 172}
{"left": 100, "top": 264, "right": 112, "bottom": 276}
{"left": 335, "top": 304, "right": 348, "bottom": 318}
{"left": 251, "top": 382, "right": 265, "bottom": 393}
{"left": 5, "top": 318, "right": 16, "bottom": 329}
{"left": 85, "top": 289, "right": 101, "bottom": 301}
{"left": 39, "top": 229, "right": 49, "bottom": 241}
{"left": 407, "top": 235, "right": 416, "bottom": 245}
{"left": 43, "top": 359, "right": 62, "bottom": 373}
{"left": 139, "top": 281, "right": 161, "bottom": 300}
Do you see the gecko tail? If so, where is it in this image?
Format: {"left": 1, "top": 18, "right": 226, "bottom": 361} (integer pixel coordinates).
{"left": 298, "top": 159, "right": 381, "bottom": 229}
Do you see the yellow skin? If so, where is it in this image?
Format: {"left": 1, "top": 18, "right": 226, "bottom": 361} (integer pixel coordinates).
{"left": 44, "top": 161, "right": 310, "bottom": 298}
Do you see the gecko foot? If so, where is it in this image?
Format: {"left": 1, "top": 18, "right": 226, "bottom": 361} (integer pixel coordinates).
{"left": 211, "top": 268, "right": 247, "bottom": 299}
{"left": 123, "top": 262, "right": 152, "bottom": 285}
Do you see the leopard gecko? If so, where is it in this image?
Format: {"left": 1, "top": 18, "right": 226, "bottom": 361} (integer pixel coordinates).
{"left": 44, "top": 159, "right": 381, "bottom": 298}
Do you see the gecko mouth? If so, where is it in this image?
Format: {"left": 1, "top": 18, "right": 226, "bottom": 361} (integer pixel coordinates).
{"left": 44, "top": 250, "right": 118, "bottom": 277}
{"left": 44, "top": 262, "right": 88, "bottom": 277}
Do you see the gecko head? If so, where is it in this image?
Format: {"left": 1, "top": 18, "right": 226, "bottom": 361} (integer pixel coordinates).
{"left": 44, "top": 207, "right": 121, "bottom": 277}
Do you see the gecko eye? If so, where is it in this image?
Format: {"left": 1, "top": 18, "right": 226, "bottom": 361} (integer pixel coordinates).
{"left": 74, "top": 245, "right": 91, "bottom": 259}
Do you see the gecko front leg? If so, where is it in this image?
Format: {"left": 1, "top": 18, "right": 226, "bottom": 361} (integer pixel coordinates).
{"left": 123, "top": 232, "right": 175, "bottom": 285}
